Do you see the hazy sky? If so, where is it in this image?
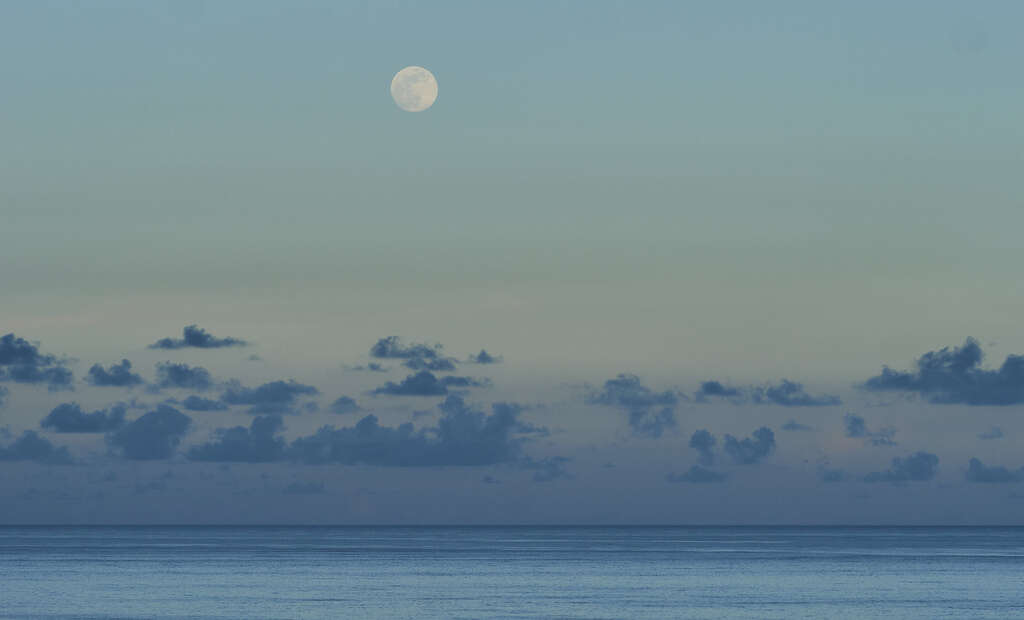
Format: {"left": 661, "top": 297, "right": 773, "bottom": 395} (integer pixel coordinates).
{"left": 2, "top": 1, "right": 1024, "bottom": 524}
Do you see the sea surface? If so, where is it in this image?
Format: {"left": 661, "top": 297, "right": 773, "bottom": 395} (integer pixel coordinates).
{"left": 1, "top": 526, "right": 1022, "bottom": 619}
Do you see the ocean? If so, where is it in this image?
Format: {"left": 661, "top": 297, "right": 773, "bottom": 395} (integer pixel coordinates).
{"left": 1, "top": 526, "right": 1022, "bottom": 619}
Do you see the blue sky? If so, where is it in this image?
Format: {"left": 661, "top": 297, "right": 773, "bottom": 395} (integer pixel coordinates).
{"left": 2, "top": 1, "right": 1024, "bottom": 524}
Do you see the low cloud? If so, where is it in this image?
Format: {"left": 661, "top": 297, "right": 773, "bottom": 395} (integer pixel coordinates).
{"left": 667, "top": 465, "right": 727, "bottom": 484}
{"left": 149, "top": 325, "right": 247, "bottom": 350}
{"left": 695, "top": 378, "right": 839, "bottom": 407}
{"left": 862, "top": 338, "right": 1024, "bottom": 405}
{"left": 843, "top": 413, "right": 897, "bottom": 446}
{"left": 372, "top": 371, "right": 489, "bottom": 397}
{"left": 723, "top": 427, "right": 775, "bottom": 465}
{"left": 0, "top": 333, "right": 73, "bottom": 390}
{"left": 0, "top": 431, "right": 74, "bottom": 464}
{"left": 41, "top": 402, "right": 126, "bottom": 433}
{"left": 403, "top": 357, "right": 458, "bottom": 372}
{"left": 978, "top": 427, "right": 1004, "bottom": 440}
{"left": 370, "top": 336, "right": 442, "bottom": 360}
{"left": 329, "top": 396, "right": 360, "bottom": 415}
{"left": 179, "top": 395, "right": 228, "bottom": 412}
{"left": 965, "top": 458, "right": 1023, "bottom": 484}
{"left": 188, "top": 415, "right": 286, "bottom": 463}
{"left": 864, "top": 451, "right": 939, "bottom": 483}
{"left": 688, "top": 429, "right": 716, "bottom": 466}
{"left": 587, "top": 374, "right": 679, "bottom": 438}
{"left": 86, "top": 359, "right": 144, "bottom": 387}
{"left": 694, "top": 380, "right": 742, "bottom": 402}
{"left": 782, "top": 419, "right": 813, "bottom": 432}
{"left": 221, "top": 380, "right": 319, "bottom": 414}
{"left": 156, "top": 362, "right": 214, "bottom": 391}
{"left": 107, "top": 405, "right": 192, "bottom": 460}
{"left": 469, "top": 350, "right": 502, "bottom": 364}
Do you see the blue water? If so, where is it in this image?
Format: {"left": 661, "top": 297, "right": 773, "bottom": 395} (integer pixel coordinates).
{"left": 1, "top": 527, "right": 1022, "bottom": 619}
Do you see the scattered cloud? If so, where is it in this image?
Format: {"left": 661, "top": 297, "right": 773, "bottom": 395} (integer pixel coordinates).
{"left": 587, "top": 374, "right": 678, "bottom": 438}
{"left": 723, "top": 427, "right": 775, "bottom": 465}
{"left": 156, "top": 362, "right": 214, "bottom": 391}
{"left": 86, "top": 359, "right": 144, "bottom": 387}
{"left": 188, "top": 415, "right": 286, "bottom": 463}
{"left": 752, "top": 380, "right": 840, "bottom": 407}
{"left": 349, "top": 362, "right": 388, "bottom": 372}
{"left": 106, "top": 405, "right": 192, "bottom": 460}
{"left": 149, "top": 325, "right": 246, "bottom": 350}
{"left": 781, "top": 419, "right": 813, "bottom": 432}
{"left": 965, "top": 458, "right": 1023, "bottom": 484}
{"left": 978, "top": 427, "right": 1004, "bottom": 440}
{"left": 862, "top": 338, "right": 1024, "bottom": 405}
{"left": 370, "top": 336, "right": 442, "bottom": 360}
{"left": 688, "top": 429, "right": 716, "bottom": 466}
{"left": 666, "top": 465, "right": 727, "bottom": 483}
{"left": 371, "top": 371, "right": 489, "bottom": 397}
{"left": 221, "top": 379, "right": 319, "bottom": 414}
{"left": 179, "top": 395, "right": 228, "bottom": 412}
{"left": 864, "top": 451, "right": 939, "bottom": 483}
{"left": 843, "top": 413, "right": 897, "bottom": 446}
{"left": 329, "top": 396, "right": 361, "bottom": 415}
{"left": 694, "top": 380, "right": 742, "bottom": 402}
{"left": 0, "top": 333, "right": 73, "bottom": 390}
{"left": 41, "top": 402, "right": 126, "bottom": 433}
{"left": 403, "top": 357, "right": 458, "bottom": 372}
{"left": 0, "top": 431, "right": 74, "bottom": 464}
{"left": 469, "top": 350, "right": 502, "bottom": 364}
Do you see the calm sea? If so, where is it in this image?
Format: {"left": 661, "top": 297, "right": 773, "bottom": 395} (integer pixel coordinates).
{"left": 1, "top": 526, "right": 1022, "bottom": 619}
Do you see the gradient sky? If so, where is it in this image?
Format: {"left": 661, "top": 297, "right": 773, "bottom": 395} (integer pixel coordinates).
{"left": 2, "top": 1, "right": 1024, "bottom": 524}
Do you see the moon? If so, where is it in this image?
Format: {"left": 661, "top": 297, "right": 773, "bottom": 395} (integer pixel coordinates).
{"left": 390, "top": 66, "right": 438, "bottom": 112}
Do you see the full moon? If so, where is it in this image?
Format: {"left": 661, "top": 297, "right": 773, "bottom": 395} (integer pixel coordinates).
{"left": 390, "top": 66, "right": 438, "bottom": 112}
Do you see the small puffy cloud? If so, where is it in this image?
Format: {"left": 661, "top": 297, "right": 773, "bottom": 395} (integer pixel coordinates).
{"left": 149, "top": 325, "right": 247, "bottom": 350}
{"left": 403, "top": 357, "right": 458, "bottom": 372}
{"left": 843, "top": 413, "right": 897, "bottom": 446}
{"left": 781, "top": 419, "right": 813, "bottom": 432}
{"left": 221, "top": 380, "right": 319, "bottom": 414}
{"left": 978, "top": 427, "right": 1004, "bottom": 440}
{"left": 0, "top": 333, "right": 73, "bottom": 390}
{"left": 587, "top": 374, "right": 679, "bottom": 438}
{"left": 86, "top": 359, "right": 144, "bottom": 387}
{"left": 694, "top": 380, "right": 742, "bottom": 402}
{"left": 283, "top": 481, "right": 325, "bottom": 495}
{"left": 752, "top": 380, "right": 840, "bottom": 407}
{"left": 188, "top": 415, "right": 286, "bottom": 463}
{"left": 862, "top": 338, "right": 1024, "bottom": 405}
{"left": 329, "top": 396, "right": 360, "bottom": 415}
{"left": 156, "top": 362, "right": 213, "bottom": 391}
{"left": 965, "top": 458, "right": 1023, "bottom": 484}
{"left": 723, "top": 427, "right": 775, "bottom": 465}
{"left": 0, "top": 431, "right": 74, "bottom": 464}
{"left": 41, "top": 402, "right": 126, "bottom": 433}
{"left": 179, "top": 395, "right": 228, "bottom": 412}
{"left": 370, "top": 336, "right": 442, "bottom": 360}
{"left": 667, "top": 465, "right": 727, "bottom": 484}
{"left": 688, "top": 429, "right": 716, "bottom": 466}
{"left": 106, "top": 405, "right": 192, "bottom": 460}
{"left": 349, "top": 363, "right": 388, "bottom": 372}
{"left": 469, "top": 350, "right": 502, "bottom": 364}
{"left": 864, "top": 451, "right": 939, "bottom": 483}
{"left": 372, "top": 371, "right": 489, "bottom": 397}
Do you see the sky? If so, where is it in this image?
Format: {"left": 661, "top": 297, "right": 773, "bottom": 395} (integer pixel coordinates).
{"left": 2, "top": 0, "right": 1024, "bottom": 524}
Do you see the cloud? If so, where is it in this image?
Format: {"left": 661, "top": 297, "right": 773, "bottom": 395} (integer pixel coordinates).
{"left": 179, "top": 395, "right": 228, "bottom": 412}
{"left": 283, "top": 481, "right": 325, "bottom": 495}
{"left": 106, "top": 405, "right": 192, "bottom": 460}
{"left": 978, "top": 427, "right": 1004, "bottom": 440}
{"left": 688, "top": 429, "right": 716, "bottom": 466}
{"left": 862, "top": 338, "right": 1024, "bottom": 405}
{"left": 188, "top": 415, "right": 286, "bottom": 463}
{"left": 781, "top": 419, "right": 813, "bottom": 432}
{"left": 40, "top": 402, "right": 126, "bottom": 433}
{"left": 403, "top": 357, "right": 458, "bottom": 372}
{"left": 156, "top": 362, "right": 214, "bottom": 391}
{"left": 723, "top": 427, "right": 775, "bottom": 465}
{"left": 752, "top": 380, "right": 840, "bottom": 407}
{"left": 0, "top": 386, "right": 7, "bottom": 408}
{"left": 372, "top": 371, "right": 489, "bottom": 397}
{"left": 522, "top": 456, "right": 572, "bottom": 482}
{"left": 843, "top": 413, "right": 897, "bottom": 446}
{"left": 86, "top": 359, "right": 144, "bottom": 387}
{"left": 289, "top": 395, "right": 542, "bottom": 467}
{"left": 694, "top": 380, "right": 742, "bottom": 401}
{"left": 370, "top": 336, "right": 442, "bottom": 360}
{"left": 221, "top": 380, "right": 319, "bottom": 414}
{"left": 0, "top": 431, "right": 74, "bottom": 464}
{"left": 149, "top": 325, "right": 247, "bottom": 350}
{"left": 965, "top": 458, "right": 1023, "bottom": 484}
{"left": 587, "top": 374, "right": 679, "bottom": 438}
{"left": 0, "top": 333, "right": 73, "bottom": 390}
{"left": 469, "top": 350, "right": 502, "bottom": 364}
{"left": 666, "top": 465, "right": 727, "bottom": 483}
{"left": 864, "top": 451, "right": 939, "bottom": 483}
{"left": 349, "top": 363, "right": 388, "bottom": 372}
{"left": 329, "top": 396, "right": 360, "bottom": 415}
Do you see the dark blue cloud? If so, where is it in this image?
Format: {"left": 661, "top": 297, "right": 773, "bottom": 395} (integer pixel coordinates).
{"left": 723, "top": 427, "right": 775, "bottom": 465}
{"left": 0, "top": 333, "right": 73, "bottom": 390}
{"left": 864, "top": 452, "right": 939, "bottom": 483}
{"left": 370, "top": 336, "right": 442, "bottom": 360}
{"left": 156, "top": 362, "right": 213, "bottom": 390}
{"left": 149, "top": 325, "right": 247, "bottom": 350}
{"left": 843, "top": 413, "right": 897, "bottom": 446}
{"left": 86, "top": 359, "right": 144, "bottom": 387}
{"left": 371, "top": 371, "right": 489, "bottom": 397}
{"left": 0, "top": 431, "right": 74, "bottom": 464}
{"left": 403, "top": 357, "right": 458, "bottom": 372}
{"left": 106, "top": 405, "right": 192, "bottom": 460}
{"left": 752, "top": 380, "right": 840, "bottom": 407}
{"left": 469, "top": 350, "right": 502, "bottom": 364}
{"left": 188, "top": 415, "right": 286, "bottom": 463}
{"left": 329, "top": 396, "right": 360, "bottom": 415}
{"left": 349, "top": 362, "right": 388, "bottom": 372}
{"left": 688, "top": 429, "right": 716, "bottom": 466}
{"left": 862, "top": 338, "right": 1024, "bottom": 405}
{"left": 41, "top": 402, "right": 126, "bottom": 433}
{"left": 179, "top": 395, "right": 228, "bottom": 412}
{"left": 978, "top": 427, "right": 1004, "bottom": 440}
{"left": 221, "top": 380, "right": 319, "bottom": 414}
{"left": 781, "top": 419, "right": 813, "bottom": 432}
{"left": 965, "top": 458, "right": 1022, "bottom": 484}
{"left": 666, "top": 466, "right": 727, "bottom": 483}
{"left": 289, "top": 395, "right": 541, "bottom": 467}
{"left": 694, "top": 380, "right": 742, "bottom": 401}
{"left": 587, "top": 374, "right": 679, "bottom": 438}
